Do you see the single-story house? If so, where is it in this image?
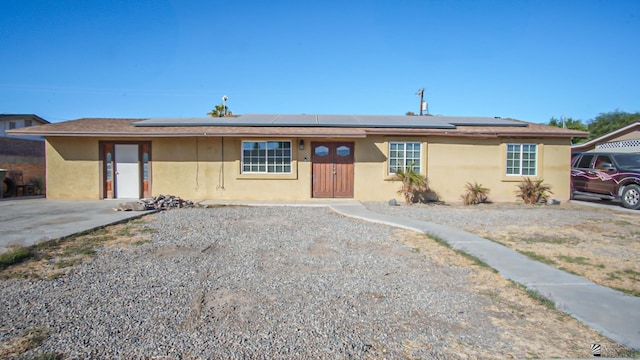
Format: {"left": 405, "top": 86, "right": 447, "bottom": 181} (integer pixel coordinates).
{"left": 571, "top": 122, "right": 640, "bottom": 153}
{"left": 8, "top": 114, "right": 587, "bottom": 203}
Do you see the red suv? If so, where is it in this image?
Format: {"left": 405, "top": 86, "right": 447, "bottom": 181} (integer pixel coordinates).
{"left": 571, "top": 152, "right": 640, "bottom": 210}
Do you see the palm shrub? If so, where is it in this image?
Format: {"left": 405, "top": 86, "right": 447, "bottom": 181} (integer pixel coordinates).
{"left": 516, "top": 178, "right": 553, "bottom": 204}
{"left": 394, "top": 163, "right": 429, "bottom": 204}
{"left": 461, "top": 182, "right": 490, "bottom": 205}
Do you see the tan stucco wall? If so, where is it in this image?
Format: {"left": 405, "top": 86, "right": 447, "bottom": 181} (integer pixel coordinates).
{"left": 611, "top": 129, "right": 640, "bottom": 142}
{"left": 45, "top": 138, "right": 100, "bottom": 199}
{"left": 353, "top": 136, "right": 571, "bottom": 203}
{"left": 151, "top": 137, "right": 218, "bottom": 199}
{"left": 44, "top": 135, "right": 572, "bottom": 203}
{"left": 352, "top": 136, "right": 421, "bottom": 201}
{"left": 422, "top": 137, "right": 571, "bottom": 203}
{"left": 537, "top": 138, "right": 573, "bottom": 202}
{"left": 425, "top": 137, "right": 503, "bottom": 202}
{"left": 151, "top": 137, "right": 310, "bottom": 201}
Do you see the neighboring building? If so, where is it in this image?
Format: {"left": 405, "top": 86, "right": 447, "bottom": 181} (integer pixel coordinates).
{"left": 1, "top": 114, "right": 49, "bottom": 141}
{"left": 572, "top": 122, "right": 640, "bottom": 153}
{"left": 1, "top": 114, "right": 48, "bottom": 196}
{"left": 8, "top": 114, "right": 587, "bottom": 203}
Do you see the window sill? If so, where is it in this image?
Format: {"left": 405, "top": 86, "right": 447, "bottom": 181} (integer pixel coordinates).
{"left": 501, "top": 175, "right": 539, "bottom": 182}
{"left": 237, "top": 173, "right": 298, "bottom": 180}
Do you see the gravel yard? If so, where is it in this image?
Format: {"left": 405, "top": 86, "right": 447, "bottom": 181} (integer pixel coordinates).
{"left": 0, "top": 205, "right": 635, "bottom": 358}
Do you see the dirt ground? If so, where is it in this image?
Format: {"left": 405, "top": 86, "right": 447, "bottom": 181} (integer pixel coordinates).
{"left": 460, "top": 203, "right": 640, "bottom": 297}
{"left": 0, "top": 220, "right": 155, "bottom": 358}
{"left": 1, "top": 209, "right": 639, "bottom": 358}
{"left": 0, "top": 219, "right": 154, "bottom": 280}
{"left": 396, "top": 229, "right": 637, "bottom": 359}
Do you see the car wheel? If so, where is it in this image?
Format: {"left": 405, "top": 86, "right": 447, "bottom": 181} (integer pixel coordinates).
{"left": 569, "top": 183, "right": 575, "bottom": 200}
{"left": 621, "top": 184, "right": 640, "bottom": 210}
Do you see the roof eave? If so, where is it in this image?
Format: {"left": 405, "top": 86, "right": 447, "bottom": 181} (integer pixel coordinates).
{"left": 9, "top": 131, "right": 367, "bottom": 138}
{"left": 0, "top": 114, "right": 50, "bottom": 124}
{"left": 365, "top": 129, "right": 585, "bottom": 138}
{"left": 572, "top": 122, "right": 639, "bottom": 150}
{"left": 12, "top": 131, "right": 581, "bottom": 139}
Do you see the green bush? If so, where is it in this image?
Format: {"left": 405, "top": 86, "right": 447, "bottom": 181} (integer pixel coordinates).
{"left": 0, "top": 247, "right": 32, "bottom": 269}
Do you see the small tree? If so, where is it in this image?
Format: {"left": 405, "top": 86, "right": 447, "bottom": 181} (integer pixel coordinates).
{"left": 394, "top": 163, "right": 429, "bottom": 204}
{"left": 516, "top": 178, "right": 553, "bottom": 204}
{"left": 461, "top": 182, "right": 490, "bottom": 205}
{"left": 547, "top": 116, "right": 588, "bottom": 144}
{"left": 587, "top": 110, "right": 640, "bottom": 140}
{"left": 208, "top": 104, "right": 232, "bottom": 117}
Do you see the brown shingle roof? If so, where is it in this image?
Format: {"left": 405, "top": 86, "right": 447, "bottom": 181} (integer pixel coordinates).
{"left": 6, "top": 118, "right": 367, "bottom": 138}
{"left": 365, "top": 121, "right": 588, "bottom": 138}
{"left": 7, "top": 117, "right": 588, "bottom": 139}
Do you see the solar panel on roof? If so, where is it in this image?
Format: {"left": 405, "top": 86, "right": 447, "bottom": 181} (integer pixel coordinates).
{"left": 319, "top": 115, "right": 359, "bottom": 125}
{"left": 445, "top": 116, "right": 527, "bottom": 127}
{"left": 274, "top": 114, "right": 318, "bottom": 125}
{"left": 132, "top": 114, "right": 526, "bottom": 129}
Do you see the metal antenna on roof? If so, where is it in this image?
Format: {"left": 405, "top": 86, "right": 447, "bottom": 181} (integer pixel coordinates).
{"left": 416, "top": 88, "right": 425, "bottom": 116}
{"left": 222, "top": 95, "right": 228, "bottom": 116}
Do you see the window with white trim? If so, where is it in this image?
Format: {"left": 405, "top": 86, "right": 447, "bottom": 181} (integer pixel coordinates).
{"left": 242, "top": 141, "right": 292, "bottom": 174}
{"left": 388, "top": 142, "right": 421, "bottom": 175}
{"left": 506, "top": 143, "right": 537, "bottom": 176}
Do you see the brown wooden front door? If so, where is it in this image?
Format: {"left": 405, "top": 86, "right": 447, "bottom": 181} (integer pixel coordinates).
{"left": 312, "top": 142, "right": 354, "bottom": 198}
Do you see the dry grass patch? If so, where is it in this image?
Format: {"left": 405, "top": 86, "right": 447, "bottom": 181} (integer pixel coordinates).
{"left": 395, "top": 229, "right": 638, "bottom": 359}
{"left": 0, "top": 217, "right": 155, "bottom": 280}
{"left": 0, "top": 326, "right": 58, "bottom": 359}
{"left": 467, "top": 204, "right": 640, "bottom": 296}
{"left": 0, "top": 217, "right": 156, "bottom": 358}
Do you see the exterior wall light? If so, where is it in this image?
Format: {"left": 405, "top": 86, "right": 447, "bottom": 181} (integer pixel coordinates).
{"left": 299, "top": 139, "right": 304, "bottom": 150}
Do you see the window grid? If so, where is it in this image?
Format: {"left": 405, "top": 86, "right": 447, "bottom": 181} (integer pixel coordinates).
{"left": 506, "top": 144, "right": 537, "bottom": 176}
{"left": 389, "top": 142, "right": 421, "bottom": 175}
{"left": 242, "top": 141, "right": 292, "bottom": 174}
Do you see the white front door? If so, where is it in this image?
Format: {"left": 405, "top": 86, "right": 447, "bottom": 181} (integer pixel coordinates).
{"left": 115, "top": 144, "right": 140, "bottom": 199}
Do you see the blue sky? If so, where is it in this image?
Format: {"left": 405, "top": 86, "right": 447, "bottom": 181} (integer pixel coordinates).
{"left": 1, "top": 0, "right": 639, "bottom": 123}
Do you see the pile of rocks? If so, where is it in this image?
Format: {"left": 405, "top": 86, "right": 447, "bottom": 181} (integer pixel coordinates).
{"left": 115, "top": 194, "right": 195, "bottom": 211}
{"left": 140, "top": 194, "right": 194, "bottom": 210}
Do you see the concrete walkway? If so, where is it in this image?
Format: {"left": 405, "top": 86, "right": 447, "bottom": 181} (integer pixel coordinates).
{"left": 328, "top": 201, "right": 640, "bottom": 351}
{"left": 0, "top": 198, "right": 156, "bottom": 253}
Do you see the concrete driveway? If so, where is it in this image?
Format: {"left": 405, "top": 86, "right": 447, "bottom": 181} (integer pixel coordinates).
{"left": 570, "top": 195, "right": 640, "bottom": 214}
{"left": 0, "top": 198, "right": 155, "bottom": 253}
